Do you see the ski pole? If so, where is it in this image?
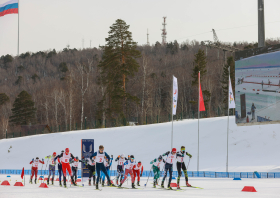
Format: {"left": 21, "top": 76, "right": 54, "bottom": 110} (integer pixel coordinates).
{"left": 43, "top": 158, "right": 49, "bottom": 183}
{"left": 145, "top": 166, "right": 153, "bottom": 187}
{"left": 186, "top": 158, "right": 191, "bottom": 170}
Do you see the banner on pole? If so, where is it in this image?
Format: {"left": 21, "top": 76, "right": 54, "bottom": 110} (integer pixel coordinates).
{"left": 172, "top": 76, "right": 178, "bottom": 115}
{"left": 81, "top": 139, "right": 94, "bottom": 182}
{"left": 199, "top": 73, "right": 205, "bottom": 112}
{"left": 0, "top": 0, "right": 19, "bottom": 17}
{"left": 228, "top": 76, "right": 235, "bottom": 109}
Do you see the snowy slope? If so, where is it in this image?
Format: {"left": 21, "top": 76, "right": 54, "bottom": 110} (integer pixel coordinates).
{"left": 0, "top": 116, "right": 280, "bottom": 172}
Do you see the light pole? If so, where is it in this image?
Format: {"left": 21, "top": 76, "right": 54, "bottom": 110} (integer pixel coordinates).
{"left": 85, "top": 117, "right": 87, "bottom": 129}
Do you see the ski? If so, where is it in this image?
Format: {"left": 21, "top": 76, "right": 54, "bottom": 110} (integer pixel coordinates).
{"left": 117, "top": 187, "right": 143, "bottom": 190}
{"left": 94, "top": 189, "right": 102, "bottom": 191}
{"left": 181, "top": 186, "right": 203, "bottom": 189}
{"left": 157, "top": 187, "right": 185, "bottom": 191}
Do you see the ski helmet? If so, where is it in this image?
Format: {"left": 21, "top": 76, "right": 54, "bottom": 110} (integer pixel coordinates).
{"left": 65, "top": 148, "right": 69, "bottom": 153}
{"left": 138, "top": 161, "right": 141, "bottom": 165}
{"left": 76, "top": 156, "right": 78, "bottom": 159}
{"left": 53, "top": 152, "right": 56, "bottom": 156}
{"left": 158, "top": 155, "right": 163, "bottom": 160}
{"left": 121, "top": 153, "right": 125, "bottom": 158}
{"left": 130, "top": 155, "right": 134, "bottom": 159}
{"left": 61, "top": 150, "right": 64, "bottom": 153}
{"left": 36, "top": 157, "right": 39, "bottom": 159}
{"left": 172, "top": 148, "right": 176, "bottom": 153}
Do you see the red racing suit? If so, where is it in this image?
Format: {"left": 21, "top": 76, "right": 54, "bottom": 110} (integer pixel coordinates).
{"left": 133, "top": 164, "right": 143, "bottom": 182}
{"left": 30, "top": 159, "right": 44, "bottom": 179}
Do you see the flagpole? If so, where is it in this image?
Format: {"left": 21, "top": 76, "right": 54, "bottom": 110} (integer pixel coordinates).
{"left": 171, "top": 75, "right": 174, "bottom": 149}
{"left": 17, "top": 0, "right": 20, "bottom": 56}
{"left": 197, "top": 71, "right": 200, "bottom": 172}
{"left": 226, "top": 66, "right": 230, "bottom": 173}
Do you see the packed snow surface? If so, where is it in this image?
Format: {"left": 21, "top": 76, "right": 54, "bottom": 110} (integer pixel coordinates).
{"left": 0, "top": 116, "right": 280, "bottom": 172}
{"left": 1, "top": 175, "right": 280, "bottom": 198}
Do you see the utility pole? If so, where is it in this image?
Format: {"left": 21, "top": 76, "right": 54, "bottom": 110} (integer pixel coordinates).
{"left": 147, "top": 29, "right": 150, "bottom": 45}
{"left": 90, "top": 40, "right": 92, "bottom": 48}
{"left": 161, "top": 17, "right": 167, "bottom": 45}
{"left": 82, "top": 38, "right": 84, "bottom": 49}
{"left": 258, "top": 0, "right": 265, "bottom": 47}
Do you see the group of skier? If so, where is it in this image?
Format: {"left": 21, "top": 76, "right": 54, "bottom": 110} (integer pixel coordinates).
{"left": 29, "top": 145, "right": 192, "bottom": 190}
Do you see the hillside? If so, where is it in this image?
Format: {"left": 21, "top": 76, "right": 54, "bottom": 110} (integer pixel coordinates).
{"left": 0, "top": 116, "right": 279, "bottom": 172}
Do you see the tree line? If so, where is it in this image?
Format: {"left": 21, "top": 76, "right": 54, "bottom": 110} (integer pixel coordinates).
{"left": 1, "top": 19, "right": 280, "bottom": 138}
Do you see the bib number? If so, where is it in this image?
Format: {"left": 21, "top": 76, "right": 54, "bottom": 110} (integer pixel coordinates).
{"left": 99, "top": 158, "right": 102, "bottom": 162}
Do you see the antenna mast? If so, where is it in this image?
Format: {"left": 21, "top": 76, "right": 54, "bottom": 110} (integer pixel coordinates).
{"left": 147, "top": 29, "right": 150, "bottom": 45}
{"left": 161, "top": 17, "right": 167, "bottom": 45}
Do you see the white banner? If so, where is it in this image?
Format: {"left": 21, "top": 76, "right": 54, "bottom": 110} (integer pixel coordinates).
{"left": 229, "top": 76, "right": 235, "bottom": 109}
{"left": 172, "top": 76, "right": 178, "bottom": 115}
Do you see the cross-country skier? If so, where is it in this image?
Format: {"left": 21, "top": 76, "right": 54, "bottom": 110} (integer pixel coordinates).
{"left": 150, "top": 155, "right": 165, "bottom": 188}
{"left": 45, "top": 152, "right": 57, "bottom": 185}
{"left": 118, "top": 155, "right": 137, "bottom": 189}
{"left": 54, "top": 150, "right": 64, "bottom": 186}
{"left": 161, "top": 148, "right": 177, "bottom": 189}
{"left": 91, "top": 145, "right": 115, "bottom": 189}
{"left": 29, "top": 157, "right": 44, "bottom": 184}
{"left": 70, "top": 156, "right": 82, "bottom": 184}
{"left": 115, "top": 153, "right": 128, "bottom": 185}
{"left": 84, "top": 156, "right": 96, "bottom": 186}
{"left": 56, "top": 148, "right": 77, "bottom": 187}
{"left": 133, "top": 161, "right": 143, "bottom": 186}
{"left": 101, "top": 156, "right": 112, "bottom": 186}
{"left": 176, "top": 146, "right": 192, "bottom": 189}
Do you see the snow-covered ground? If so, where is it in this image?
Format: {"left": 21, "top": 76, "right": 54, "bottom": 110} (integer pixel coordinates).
{"left": 1, "top": 116, "right": 280, "bottom": 172}
{"left": 1, "top": 117, "right": 280, "bottom": 197}
{"left": 1, "top": 175, "right": 280, "bottom": 198}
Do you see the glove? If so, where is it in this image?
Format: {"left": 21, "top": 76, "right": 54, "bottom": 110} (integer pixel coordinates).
{"left": 189, "top": 154, "right": 192, "bottom": 159}
{"left": 42, "top": 159, "right": 44, "bottom": 162}
{"left": 166, "top": 151, "right": 170, "bottom": 155}
{"left": 140, "top": 174, "right": 142, "bottom": 177}
{"left": 118, "top": 155, "right": 120, "bottom": 158}
{"left": 32, "top": 158, "right": 34, "bottom": 161}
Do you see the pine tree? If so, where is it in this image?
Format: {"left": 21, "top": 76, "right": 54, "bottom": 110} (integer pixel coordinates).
{"left": 9, "top": 91, "right": 37, "bottom": 125}
{"left": 98, "top": 19, "right": 141, "bottom": 119}
{"left": 191, "top": 49, "right": 211, "bottom": 110}
{"left": 0, "top": 93, "right": 9, "bottom": 106}
{"left": 191, "top": 49, "right": 207, "bottom": 86}
{"left": 221, "top": 56, "right": 235, "bottom": 106}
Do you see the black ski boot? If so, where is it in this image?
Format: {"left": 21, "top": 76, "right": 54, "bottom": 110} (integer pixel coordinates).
{"left": 118, "top": 182, "right": 122, "bottom": 188}
{"left": 89, "top": 179, "right": 91, "bottom": 186}
{"left": 34, "top": 178, "right": 37, "bottom": 184}
{"left": 29, "top": 178, "right": 32, "bottom": 184}
{"left": 177, "top": 182, "right": 180, "bottom": 189}
{"left": 153, "top": 181, "right": 156, "bottom": 188}
{"left": 132, "top": 182, "right": 136, "bottom": 189}
{"left": 167, "top": 183, "right": 172, "bottom": 190}
{"left": 108, "top": 181, "right": 115, "bottom": 187}
{"left": 47, "top": 178, "right": 49, "bottom": 185}
{"left": 96, "top": 183, "right": 99, "bottom": 190}
{"left": 161, "top": 181, "right": 164, "bottom": 188}
{"left": 59, "top": 181, "right": 62, "bottom": 187}
{"left": 71, "top": 176, "right": 77, "bottom": 186}
{"left": 102, "top": 180, "right": 105, "bottom": 187}
{"left": 137, "top": 181, "right": 140, "bottom": 186}
{"left": 52, "top": 178, "right": 54, "bottom": 185}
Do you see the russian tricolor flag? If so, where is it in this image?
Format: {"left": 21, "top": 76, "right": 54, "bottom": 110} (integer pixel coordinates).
{"left": 0, "top": 0, "right": 18, "bottom": 17}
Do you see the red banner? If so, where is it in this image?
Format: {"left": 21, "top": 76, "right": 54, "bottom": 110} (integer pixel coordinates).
{"left": 199, "top": 72, "right": 205, "bottom": 111}
{"left": 21, "top": 167, "right": 24, "bottom": 179}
